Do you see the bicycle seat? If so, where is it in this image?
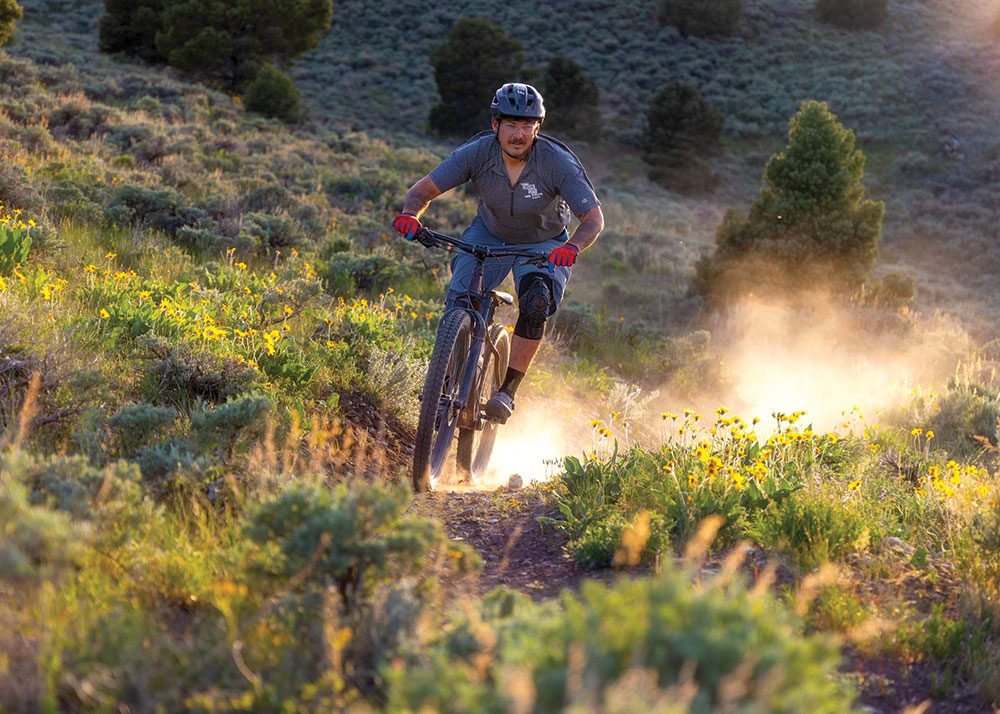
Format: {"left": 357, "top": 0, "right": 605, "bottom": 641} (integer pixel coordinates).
{"left": 491, "top": 290, "right": 514, "bottom": 305}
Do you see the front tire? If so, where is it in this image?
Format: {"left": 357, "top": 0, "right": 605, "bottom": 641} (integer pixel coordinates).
{"left": 412, "top": 310, "right": 472, "bottom": 492}
{"left": 457, "top": 324, "right": 510, "bottom": 481}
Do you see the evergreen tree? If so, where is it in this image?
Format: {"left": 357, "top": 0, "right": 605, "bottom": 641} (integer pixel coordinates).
{"left": 0, "top": 0, "right": 22, "bottom": 48}
{"left": 641, "top": 81, "right": 723, "bottom": 194}
{"left": 542, "top": 57, "right": 601, "bottom": 140}
{"left": 98, "top": 0, "right": 166, "bottom": 62}
{"left": 657, "top": 0, "right": 742, "bottom": 37}
{"left": 429, "top": 18, "right": 524, "bottom": 137}
{"left": 815, "top": 0, "right": 888, "bottom": 30}
{"left": 153, "top": 0, "right": 332, "bottom": 89}
{"left": 244, "top": 64, "right": 302, "bottom": 122}
{"left": 642, "top": 81, "right": 723, "bottom": 156}
{"left": 694, "top": 101, "right": 885, "bottom": 306}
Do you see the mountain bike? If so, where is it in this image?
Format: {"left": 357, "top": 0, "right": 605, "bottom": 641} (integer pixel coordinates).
{"left": 407, "top": 227, "right": 552, "bottom": 492}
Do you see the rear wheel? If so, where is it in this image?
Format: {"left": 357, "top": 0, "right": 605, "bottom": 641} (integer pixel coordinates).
{"left": 412, "top": 310, "right": 472, "bottom": 492}
{"left": 457, "top": 323, "right": 510, "bottom": 481}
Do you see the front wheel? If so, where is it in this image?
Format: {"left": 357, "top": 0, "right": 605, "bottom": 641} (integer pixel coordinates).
{"left": 412, "top": 310, "right": 472, "bottom": 492}
{"left": 457, "top": 323, "right": 510, "bottom": 481}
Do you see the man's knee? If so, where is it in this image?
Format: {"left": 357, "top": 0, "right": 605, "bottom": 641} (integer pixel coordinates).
{"left": 514, "top": 274, "right": 551, "bottom": 340}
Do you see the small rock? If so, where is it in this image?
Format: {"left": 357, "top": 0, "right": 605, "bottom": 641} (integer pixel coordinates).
{"left": 881, "top": 536, "right": 916, "bottom": 557}
{"left": 487, "top": 518, "right": 498, "bottom": 525}
{"left": 508, "top": 474, "right": 523, "bottom": 490}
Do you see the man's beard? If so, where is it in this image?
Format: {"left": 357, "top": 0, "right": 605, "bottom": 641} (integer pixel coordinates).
{"left": 503, "top": 141, "right": 530, "bottom": 160}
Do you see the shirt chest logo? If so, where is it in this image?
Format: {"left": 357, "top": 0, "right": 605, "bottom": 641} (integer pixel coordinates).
{"left": 520, "top": 182, "right": 543, "bottom": 200}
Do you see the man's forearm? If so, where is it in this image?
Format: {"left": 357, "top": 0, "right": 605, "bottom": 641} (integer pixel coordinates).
{"left": 402, "top": 176, "right": 442, "bottom": 218}
{"left": 568, "top": 207, "right": 605, "bottom": 252}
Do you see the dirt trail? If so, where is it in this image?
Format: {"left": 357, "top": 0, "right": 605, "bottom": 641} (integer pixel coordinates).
{"left": 413, "top": 487, "right": 604, "bottom": 600}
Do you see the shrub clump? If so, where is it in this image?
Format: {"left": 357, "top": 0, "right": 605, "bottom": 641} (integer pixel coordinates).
{"left": 429, "top": 17, "right": 524, "bottom": 137}
{"left": 642, "top": 81, "right": 723, "bottom": 194}
{"left": 243, "top": 63, "right": 302, "bottom": 122}
{"left": 387, "top": 574, "right": 853, "bottom": 714}
{"left": 815, "top": 0, "right": 888, "bottom": 30}
{"left": 694, "top": 101, "right": 885, "bottom": 307}
{"left": 246, "top": 481, "right": 455, "bottom": 613}
{"left": 139, "top": 335, "right": 258, "bottom": 408}
{"left": 748, "top": 491, "right": 867, "bottom": 571}
{"left": 657, "top": 0, "right": 743, "bottom": 37}
{"left": 0, "top": 470, "right": 85, "bottom": 579}
{"left": 107, "top": 402, "right": 177, "bottom": 457}
{"left": 865, "top": 271, "right": 916, "bottom": 310}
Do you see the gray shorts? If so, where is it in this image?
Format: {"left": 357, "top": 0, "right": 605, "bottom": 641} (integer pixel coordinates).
{"left": 446, "top": 215, "right": 572, "bottom": 316}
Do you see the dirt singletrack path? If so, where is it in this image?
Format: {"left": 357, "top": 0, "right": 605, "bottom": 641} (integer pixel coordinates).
{"left": 412, "top": 486, "right": 612, "bottom": 600}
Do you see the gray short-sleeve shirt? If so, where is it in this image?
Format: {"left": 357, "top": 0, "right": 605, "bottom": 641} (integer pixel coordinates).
{"left": 428, "top": 131, "right": 600, "bottom": 245}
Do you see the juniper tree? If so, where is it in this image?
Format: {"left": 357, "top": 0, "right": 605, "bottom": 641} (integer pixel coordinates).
{"left": 642, "top": 81, "right": 723, "bottom": 194}
{"left": 244, "top": 63, "right": 302, "bottom": 122}
{"left": 429, "top": 18, "right": 524, "bottom": 137}
{"left": 155, "top": 0, "right": 332, "bottom": 89}
{"left": 0, "top": 0, "right": 22, "bottom": 49}
{"left": 694, "top": 101, "right": 884, "bottom": 306}
{"left": 98, "top": 0, "right": 166, "bottom": 62}
{"left": 542, "top": 57, "right": 601, "bottom": 139}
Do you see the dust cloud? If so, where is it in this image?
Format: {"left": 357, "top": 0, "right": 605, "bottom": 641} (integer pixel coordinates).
{"left": 450, "top": 294, "right": 974, "bottom": 489}
{"left": 473, "top": 392, "right": 596, "bottom": 489}
{"left": 685, "top": 295, "right": 971, "bottom": 433}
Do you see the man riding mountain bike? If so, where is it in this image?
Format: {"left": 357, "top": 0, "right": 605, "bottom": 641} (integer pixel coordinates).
{"left": 393, "top": 82, "right": 605, "bottom": 423}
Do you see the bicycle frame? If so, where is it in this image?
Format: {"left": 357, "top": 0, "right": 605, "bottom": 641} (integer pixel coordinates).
{"left": 416, "top": 228, "right": 551, "bottom": 426}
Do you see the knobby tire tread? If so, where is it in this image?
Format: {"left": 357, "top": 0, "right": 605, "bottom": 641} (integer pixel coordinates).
{"left": 412, "top": 310, "right": 472, "bottom": 492}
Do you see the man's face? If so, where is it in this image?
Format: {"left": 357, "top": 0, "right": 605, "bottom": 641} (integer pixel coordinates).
{"left": 493, "top": 117, "right": 540, "bottom": 160}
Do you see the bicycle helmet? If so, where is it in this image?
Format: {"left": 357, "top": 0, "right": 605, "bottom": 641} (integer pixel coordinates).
{"left": 490, "top": 83, "right": 546, "bottom": 122}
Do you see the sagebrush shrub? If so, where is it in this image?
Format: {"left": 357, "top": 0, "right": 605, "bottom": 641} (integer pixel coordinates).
{"left": 21, "top": 454, "right": 141, "bottom": 518}
{"left": 104, "top": 183, "right": 207, "bottom": 236}
{"left": 246, "top": 481, "right": 452, "bottom": 613}
{"left": 243, "top": 64, "right": 302, "bottom": 122}
{"left": 388, "top": 572, "right": 853, "bottom": 713}
{"left": 0, "top": 467, "right": 85, "bottom": 579}
{"left": 139, "top": 335, "right": 258, "bottom": 408}
{"left": 816, "top": 0, "right": 888, "bottom": 30}
{"left": 657, "top": 0, "right": 742, "bottom": 37}
{"left": 189, "top": 394, "right": 270, "bottom": 454}
{"left": 429, "top": 17, "right": 524, "bottom": 137}
{"left": 107, "top": 402, "right": 177, "bottom": 457}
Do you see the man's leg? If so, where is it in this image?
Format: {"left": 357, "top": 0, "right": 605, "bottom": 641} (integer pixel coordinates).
{"left": 485, "top": 273, "right": 554, "bottom": 422}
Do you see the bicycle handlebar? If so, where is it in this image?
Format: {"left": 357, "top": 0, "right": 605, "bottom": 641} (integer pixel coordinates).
{"left": 412, "top": 227, "right": 552, "bottom": 267}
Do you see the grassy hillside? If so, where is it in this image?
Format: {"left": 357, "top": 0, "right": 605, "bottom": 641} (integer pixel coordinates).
{"left": 294, "top": 0, "right": 1000, "bottom": 323}
{"left": 1, "top": 0, "right": 1000, "bottom": 712}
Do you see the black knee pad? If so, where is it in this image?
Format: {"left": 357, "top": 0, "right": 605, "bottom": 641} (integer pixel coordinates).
{"left": 514, "top": 274, "right": 552, "bottom": 340}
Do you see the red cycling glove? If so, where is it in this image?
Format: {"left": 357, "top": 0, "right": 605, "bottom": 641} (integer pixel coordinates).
{"left": 393, "top": 213, "right": 421, "bottom": 239}
{"left": 549, "top": 243, "right": 579, "bottom": 267}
